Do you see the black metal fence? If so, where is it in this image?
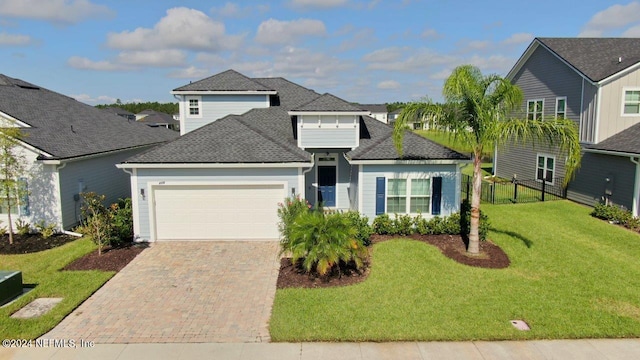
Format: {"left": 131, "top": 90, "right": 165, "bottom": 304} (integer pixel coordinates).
{"left": 461, "top": 174, "right": 566, "bottom": 204}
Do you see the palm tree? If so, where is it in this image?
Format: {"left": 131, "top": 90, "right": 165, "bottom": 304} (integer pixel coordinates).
{"left": 393, "top": 65, "right": 581, "bottom": 255}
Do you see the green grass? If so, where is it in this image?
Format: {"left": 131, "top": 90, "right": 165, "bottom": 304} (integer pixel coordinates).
{"left": 270, "top": 201, "right": 640, "bottom": 341}
{"left": 0, "top": 238, "right": 113, "bottom": 339}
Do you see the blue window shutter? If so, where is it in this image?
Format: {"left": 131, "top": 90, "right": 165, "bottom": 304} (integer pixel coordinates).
{"left": 375, "top": 177, "right": 385, "bottom": 215}
{"left": 18, "top": 177, "right": 29, "bottom": 216}
{"left": 431, "top": 176, "right": 442, "bottom": 215}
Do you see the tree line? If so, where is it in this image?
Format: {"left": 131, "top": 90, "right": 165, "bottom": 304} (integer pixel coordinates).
{"left": 95, "top": 100, "right": 178, "bottom": 115}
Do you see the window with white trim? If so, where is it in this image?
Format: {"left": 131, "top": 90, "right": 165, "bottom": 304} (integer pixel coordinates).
{"left": 536, "top": 154, "right": 555, "bottom": 183}
{"left": 386, "top": 177, "right": 431, "bottom": 214}
{"left": 623, "top": 89, "right": 640, "bottom": 115}
{"left": 555, "top": 97, "right": 566, "bottom": 119}
{"left": 527, "top": 99, "right": 544, "bottom": 120}
{"left": 186, "top": 96, "right": 202, "bottom": 118}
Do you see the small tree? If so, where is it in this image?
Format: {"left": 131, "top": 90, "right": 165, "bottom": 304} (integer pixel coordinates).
{"left": 80, "top": 192, "right": 112, "bottom": 255}
{"left": 0, "top": 126, "right": 27, "bottom": 245}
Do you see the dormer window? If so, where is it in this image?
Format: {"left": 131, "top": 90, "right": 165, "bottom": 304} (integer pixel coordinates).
{"left": 186, "top": 96, "right": 202, "bottom": 118}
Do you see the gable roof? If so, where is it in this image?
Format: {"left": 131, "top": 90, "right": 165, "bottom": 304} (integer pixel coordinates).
{"left": 125, "top": 70, "right": 468, "bottom": 164}
{"left": 137, "top": 112, "right": 179, "bottom": 126}
{"left": 0, "top": 74, "right": 178, "bottom": 160}
{"left": 103, "top": 106, "right": 135, "bottom": 117}
{"left": 358, "top": 104, "right": 388, "bottom": 113}
{"left": 509, "top": 37, "right": 640, "bottom": 83}
{"left": 172, "top": 69, "right": 276, "bottom": 92}
{"left": 292, "top": 93, "right": 367, "bottom": 112}
{"left": 587, "top": 122, "right": 640, "bottom": 155}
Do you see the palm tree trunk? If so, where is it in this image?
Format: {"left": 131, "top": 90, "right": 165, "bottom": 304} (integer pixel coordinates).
{"left": 468, "top": 151, "right": 482, "bottom": 254}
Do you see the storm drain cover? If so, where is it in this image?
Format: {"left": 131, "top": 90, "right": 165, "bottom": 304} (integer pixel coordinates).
{"left": 11, "top": 298, "right": 63, "bottom": 319}
{"left": 510, "top": 320, "right": 530, "bottom": 331}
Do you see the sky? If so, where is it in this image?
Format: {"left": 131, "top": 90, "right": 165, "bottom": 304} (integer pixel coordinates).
{"left": 2, "top": 0, "right": 640, "bottom": 106}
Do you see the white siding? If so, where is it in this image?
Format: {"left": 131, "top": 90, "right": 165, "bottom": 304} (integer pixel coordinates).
{"left": 181, "top": 94, "right": 269, "bottom": 134}
{"left": 360, "top": 164, "right": 460, "bottom": 222}
{"left": 598, "top": 69, "right": 640, "bottom": 142}
{"left": 298, "top": 115, "right": 359, "bottom": 149}
{"left": 58, "top": 148, "right": 142, "bottom": 229}
{"left": 133, "top": 167, "right": 300, "bottom": 241}
{"left": 349, "top": 164, "right": 359, "bottom": 210}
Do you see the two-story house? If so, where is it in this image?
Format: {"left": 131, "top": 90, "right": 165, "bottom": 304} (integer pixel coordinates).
{"left": 358, "top": 104, "right": 389, "bottom": 124}
{"left": 118, "top": 70, "right": 470, "bottom": 241}
{"left": 494, "top": 37, "right": 640, "bottom": 215}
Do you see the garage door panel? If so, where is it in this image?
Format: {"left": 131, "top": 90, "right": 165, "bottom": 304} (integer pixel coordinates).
{"left": 153, "top": 184, "right": 283, "bottom": 240}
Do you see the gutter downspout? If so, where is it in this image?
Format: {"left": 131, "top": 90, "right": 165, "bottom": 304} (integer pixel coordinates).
{"left": 301, "top": 154, "right": 315, "bottom": 201}
{"left": 631, "top": 157, "right": 640, "bottom": 217}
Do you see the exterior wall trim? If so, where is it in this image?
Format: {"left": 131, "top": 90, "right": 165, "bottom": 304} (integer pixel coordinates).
{"left": 171, "top": 90, "right": 277, "bottom": 95}
{"left": 118, "top": 162, "right": 312, "bottom": 169}
{"left": 347, "top": 159, "right": 471, "bottom": 165}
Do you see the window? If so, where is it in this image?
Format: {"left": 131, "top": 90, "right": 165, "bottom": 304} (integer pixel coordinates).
{"left": 386, "top": 179, "right": 406, "bottom": 213}
{"left": 555, "top": 97, "right": 566, "bottom": 119}
{"left": 527, "top": 100, "right": 544, "bottom": 120}
{"left": 623, "top": 89, "right": 640, "bottom": 115}
{"left": 410, "top": 179, "right": 431, "bottom": 213}
{"left": 536, "top": 155, "right": 555, "bottom": 183}
{"left": 186, "top": 96, "right": 202, "bottom": 118}
{"left": 386, "top": 177, "right": 431, "bottom": 214}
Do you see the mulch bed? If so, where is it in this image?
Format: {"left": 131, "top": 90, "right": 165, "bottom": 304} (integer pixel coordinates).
{"left": 63, "top": 243, "right": 148, "bottom": 272}
{"left": 277, "top": 234, "right": 510, "bottom": 289}
{"left": 0, "top": 233, "right": 79, "bottom": 254}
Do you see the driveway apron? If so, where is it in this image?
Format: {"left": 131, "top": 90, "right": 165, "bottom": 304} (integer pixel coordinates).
{"left": 43, "top": 241, "right": 281, "bottom": 343}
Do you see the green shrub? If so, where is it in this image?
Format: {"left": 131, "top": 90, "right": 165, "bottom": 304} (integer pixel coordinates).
{"left": 283, "top": 211, "right": 367, "bottom": 276}
{"left": 35, "top": 221, "right": 57, "bottom": 239}
{"left": 460, "top": 200, "right": 490, "bottom": 241}
{"left": 414, "top": 214, "right": 430, "bottom": 235}
{"left": 81, "top": 192, "right": 113, "bottom": 256}
{"left": 0, "top": 221, "right": 6, "bottom": 237}
{"left": 591, "top": 202, "right": 632, "bottom": 225}
{"left": 393, "top": 213, "right": 414, "bottom": 235}
{"left": 277, "top": 196, "right": 311, "bottom": 246}
{"left": 372, "top": 213, "right": 394, "bottom": 235}
{"left": 344, "top": 211, "right": 373, "bottom": 246}
{"left": 15, "top": 219, "right": 31, "bottom": 236}
{"left": 110, "top": 198, "right": 133, "bottom": 246}
{"left": 443, "top": 212, "right": 461, "bottom": 234}
{"left": 429, "top": 216, "right": 445, "bottom": 234}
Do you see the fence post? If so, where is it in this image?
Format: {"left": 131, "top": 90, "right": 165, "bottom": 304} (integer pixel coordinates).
{"left": 513, "top": 180, "right": 518, "bottom": 202}
{"left": 541, "top": 180, "right": 546, "bottom": 202}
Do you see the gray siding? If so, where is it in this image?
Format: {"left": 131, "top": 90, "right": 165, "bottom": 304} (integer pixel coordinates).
{"left": 497, "top": 45, "right": 584, "bottom": 181}
{"left": 360, "top": 164, "right": 460, "bottom": 221}
{"left": 134, "top": 167, "right": 299, "bottom": 240}
{"left": 59, "top": 148, "right": 141, "bottom": 229}
{"left": 299, "top": 128, "right": 357, "bottom": 148}
{"left": 183, "top": 94, "right": 269, "bottom": 134}
{"left": 567, "top": 152, "right": 635, "bottom": 209}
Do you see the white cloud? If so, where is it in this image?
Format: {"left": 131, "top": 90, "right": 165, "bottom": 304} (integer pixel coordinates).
{"left": 622, "top": 24, "right": 640, "bottom": 37}
{"left": 168, "top": 66, "right": 212, "bottom": 79}
{"left": 0, "top": 0, "right": 113, "bottom": 24}
{"left": 364, "top": 47, "right": 457, "bottom": 72}
{"left": 467, "top": 40, "right": 490, "bottom": 50}
{"left": 579, "top": 2, "right": 640, "bottom": 37}
{"left": 377, "top": 80, "right": 400, "bottom": 89}
{"left": 362, "top": 47, "right": 403, "bottom": 63}
{"left": 116, "top": 50, "right": 187, "bottom": 67}
{"left": 421, "top": 28, "right": 440, "bottom": 39}
{"left": 502, "top": 32, "right": 533, "bottom": 45}
{"left": 289, "top": 0, "right": 348, "bottom": 8}
{"left": 67, "top": 56, "right": 132, "bottom": 71}
{"left": 107, "top": 7, "right": 242, "bottom": 51}
{"left": 255, "top": 18, "right": 326, "bottom": 45}
{"left": 71, "top": 94, "right": 117, "bottom": 104}
{"left": 338, "top": 27, "right": 375, "bottom": 51}
{"left": 0, "top": 32, "right": 34, "bottom": 46}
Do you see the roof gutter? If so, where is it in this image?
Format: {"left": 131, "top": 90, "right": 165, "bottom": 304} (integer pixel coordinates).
{"left": 40, "top": 142, "right": 167, "bottom": 165}
{"left": 346, "top": 159, "right": 472, "bottom": 165}
{"left": 116, "top": 162, "right": 313, "bottom": 169}
{"left": 171, "top": 90, "right": 277, "bottom": 95}
{"left": 582, "top": 148, "right": 640, "bottom": 157}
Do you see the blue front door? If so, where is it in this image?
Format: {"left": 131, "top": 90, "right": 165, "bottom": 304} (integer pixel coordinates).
{"left": 318, "top": 166, "right": 336, "bottom": 207}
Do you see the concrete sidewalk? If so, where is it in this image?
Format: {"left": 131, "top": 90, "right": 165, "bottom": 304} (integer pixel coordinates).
{"left": 2, "top": 339, "right": 640, "bottom": 360}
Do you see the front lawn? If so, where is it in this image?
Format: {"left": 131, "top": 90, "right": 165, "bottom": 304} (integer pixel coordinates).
{"left": 270, "top": 201, "right": 640, "bottom": 341}
{"left": 0, "top": 238, "right": 113, "bottom": 339}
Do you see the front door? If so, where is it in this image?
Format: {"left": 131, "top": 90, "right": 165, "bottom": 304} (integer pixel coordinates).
{"left": 318, "top": 165, "right": 336, "bottom": 207}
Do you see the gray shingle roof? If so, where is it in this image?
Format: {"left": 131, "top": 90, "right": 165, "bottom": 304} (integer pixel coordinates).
{"left": 173, "top": 69, "right": 275, "bottom": 92}
{"left": 358, "top": 104, "right": 388, "bottom": 113}
{"left": 537, "top": 37, "right": 640, "bottom": 82}
{"left": 0, "top": 74, "right": 178, "bottom": 160}
{"left": 588, "top": 123, "right": 640, "bottom": 155}
{"left": 126, "top": 70, "right": 468, "bottom": 164}
{"left": 103, "top": 106, "right": 135, "bottom": 116}
{"left": 347, "top": 117, "right": 469, "bottom": 161}
{"left": 292, "top": 93, "right": 366, "bottom": 112}
{"left": 137, "top": 113, "right": 179, "bottom": 126}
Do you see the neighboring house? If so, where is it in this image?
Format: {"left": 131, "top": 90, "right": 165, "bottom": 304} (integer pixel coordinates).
{"left": 388, "top": 109, "right": 402, "bottom": 124}
{"left": 135, "top": 109, "right": 157, "bottom": 121}
{"left": 388, "top": 108, "right": 428, "bottom": 130}
{"left": 358, "top": 104, "right": 388, "bottom": 123}
{"left": 0, "top": 74, "right": 178, "bottom": 231}
{"left": 494, "top": 37, "right": 640, "bottom": 215}
{"left": 136, "top": 110, "right": 179, "bottom": 131}
{"left": 118, "top": 70, "right": 470, "bottom": 241}
{"left": 102, "top": 106, "right": 136, "bottom": 121}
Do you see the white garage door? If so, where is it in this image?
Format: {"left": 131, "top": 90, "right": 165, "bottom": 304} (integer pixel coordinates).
{"left": 153, "top": 184, "right": 284, "bottom": 240}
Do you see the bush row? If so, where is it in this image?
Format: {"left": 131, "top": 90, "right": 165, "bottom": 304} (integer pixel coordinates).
{"left": 591, "top": 202, "right": 640, "bottom": 230}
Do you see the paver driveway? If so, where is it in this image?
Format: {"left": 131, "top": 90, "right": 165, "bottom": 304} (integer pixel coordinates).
{"left": 44, "top": 241, "right": 281, "bottom": 343}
